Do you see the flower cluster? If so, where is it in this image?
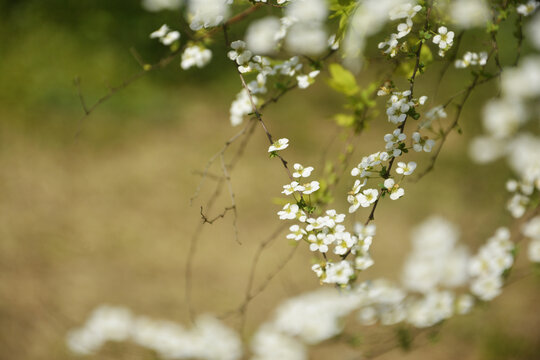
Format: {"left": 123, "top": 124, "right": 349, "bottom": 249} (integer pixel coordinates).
{"left": 347, "top": 90, "right": 432, "bottom": 216}
{"left": 271, "top": 140, "right": 375, "bottom": 286}
{"left": 381, "top": 90, "right": 425, "bottom": 124}
{"left": 469, "top": 228, "right": 515, "bottom": 301}
{"left": 469, "top": 53, "right": 540, "bottom": 218}
{"left": 67, "top": 306, "right": 242, "bottom": 360}
{"left": 181, "top": 45, "right": 212, "bottom": 70}
{"left": 227, "top": 40, "right": 323, "bottom": 126}
{"left": 455, "top": 51, "right": 488, "bottom": 68}
{"left": 378, "top": 2, "right": 422, "bottom": 57}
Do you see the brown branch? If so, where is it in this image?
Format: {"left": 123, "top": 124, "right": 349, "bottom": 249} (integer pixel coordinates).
{"left": 185, "top": 120, "right": 257, "bottom": 323}
{"left": 190, "top": 119, "right": 254, "bottom": 205}
{"left": 220, "top": 153, "right": 240, "bottom": 244}
{"left": 200, "top": 205, "right": 236, "bottom": 224}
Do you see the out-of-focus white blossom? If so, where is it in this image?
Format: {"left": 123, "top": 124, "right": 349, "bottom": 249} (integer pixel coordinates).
{"left": 482, "top": 99, "right": 526, "bottom": 139}
{"left": 229, "top": 89, "right": 257, "bottom": 126}
{"left": 181, "top": 45, "right": 212, "bottom": 70}
{"left": 67, "top": 307, "right": 242, "bottom": 360}
{"left": 296, "top": 70, "right": 320, "bottom": 89}
{"left": 449, "top": 0, "right": 490, "bottom": 28}
{"left": 517, "top": 0, "right": 539, "bottom": 16}
{"left": 286, "top": 24, "right": 327, "bottom": 55}
{"left": 142, "top": 0, "right": 182, "bottom": 12}
{"left": 251, "top": 325, "right": 306, "bottom": 360}
{"left": 245, "top": 17, "right": 281, "bottom": 55}
{"left": 187, "top": 0, "right": 230, "bottom": 31}
{"left": 528, "top": 239, "right": 540, "bottom": 262}
{"left": 344, "top": 0, "right": 410, "bottom": 71}
{"left": 523, "top": 216, "right": 540, "bottom": 262}
{"left": 455, "top": 51, "right": 488, "bottom": 68}
{"left": 150, "top": 24, "right": 180, "bottom": 46}
{"left": 468, "top": 136, "right": 507, "bottom": 164}
{"left": 527, "top": 12, "right": 540, "bottom": 49}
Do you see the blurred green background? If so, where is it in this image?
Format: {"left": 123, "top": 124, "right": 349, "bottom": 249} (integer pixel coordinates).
{"left": 1, "top": 1, "right": 539, "bottom": 359}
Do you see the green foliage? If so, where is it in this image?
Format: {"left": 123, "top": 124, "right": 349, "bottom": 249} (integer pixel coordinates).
{"left": 396, "top": 326, "right": 413, "bottom": 351}
{"left": 328, "top": 0, "right": 357, "bottom": 42}
{"left": 328, "top": 63, "right": 359, "bottom": 96}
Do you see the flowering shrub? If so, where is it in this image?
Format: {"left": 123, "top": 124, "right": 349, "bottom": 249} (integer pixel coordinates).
{"left": 68, "top": 0, "right": 540, "bottom": 359}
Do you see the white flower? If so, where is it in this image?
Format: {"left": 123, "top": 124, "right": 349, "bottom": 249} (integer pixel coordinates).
{"left": 247, "top": 73, "right": 267, "bottom": 94}
{"left": 355, "top": 254, "right": 374, "bottom": 270}
{"left": 358, "top": 189, "right": 378, "bottom": 207}
{"left": 293, "top": 163, "right": 314, "bottom": 178}
{"left": 351, "top": 179, "right": 367, "bottom": 195}
{"left": 328, "top": 34, "right": 340, "bottom": 50}
{"left": 161, "top": 31, "right": 180, "bottom": 45}
{"left": 412, "top": 132, "right": 435, "bottom": 152}
{"left": 323, "top": 260, "right": 354, "bottom": 285}
{"left": 286, "top": 224, "right": 306, "bottom": 241}
{"left": 150, "top": 24, "right": 170, "bottom": 39}
{"left": 396, "top": 18, "right": 413, "bottom": 39}
{"left": 432, "top": 26, "right": 454, "bottom": 54}
{"left": 396, "top": 161, "right": 417, "bottom": 175}
{"left": 517, "top": 0, "right": 538, "bottom": 16}
{"left": 333, "top": 232, "right": 357, "bottom": 255}
{"left": 268, "top": 138, "right": 289, "bottom": 152}
{"left": 228, "top": 40, "right": 252, "bottom": 65}
{"left": 378, "top": 33, "right": 400, "bottom": 57}
{"left": 389, "top": 3, "right": 422, "bottom": 20}
{"left": 302, "top": 181, "right": 320, "bottom": 194}
{"left": 282, "top": 181, "right": 305, "bottom": 195}
{"left": 326, "top": 209, "right": 345, "bottom": 223}
{"left": 383, "top": 178, "right": 405, "bottom": 200}
{"left": 296, "top": 70, "right": 320, "bottom": 89}
{"left": 470, "top": 275, "right": 502, "bottom": 301}
{"left": 230, "top": 89, "right": 257, "bottom": 126}
{"left": 384, "top": 128, "right": 407, "bottom": 156}
{"left": 277, "top": 203, "right": 299, "bottom": 220}
{"left": 308, "top": 233, "right": 333, "bottom": 253}
{"left": 150, "top": 24, "right": 180, "bottom": 46}
{"left": 181, "top": 45, "right": 212, "bottom": 70}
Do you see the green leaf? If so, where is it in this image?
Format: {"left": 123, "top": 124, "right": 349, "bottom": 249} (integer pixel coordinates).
{"left": 327, "top": 63, "right": 359, "bottom": 96}
{"left": 334, "top": 113, "right": 355, "bottom": 127}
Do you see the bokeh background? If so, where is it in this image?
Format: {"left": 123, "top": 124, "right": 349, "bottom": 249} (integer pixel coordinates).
{"left": 1, "top": 1, "right": 539, "bottom": 359}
